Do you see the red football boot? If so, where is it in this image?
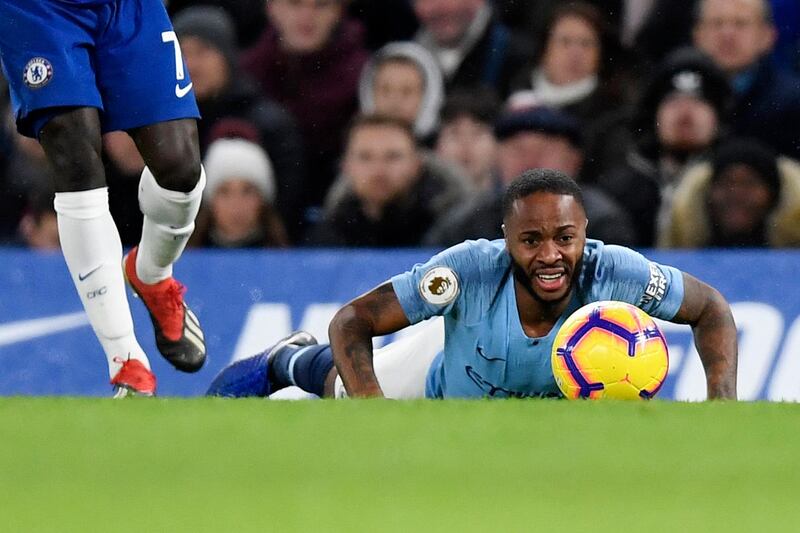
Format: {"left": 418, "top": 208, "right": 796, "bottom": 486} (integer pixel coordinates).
{"left": 111, "top": 358, "right": 157, "bottom": 397}
{"left": 123, "top": 246, "right": 206, "bottom": 372}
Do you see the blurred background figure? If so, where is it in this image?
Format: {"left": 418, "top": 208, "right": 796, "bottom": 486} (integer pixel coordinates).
{"left": 190, "top": 138, "right": 288, "bottom": 249}
{"left": 174, "top": 6, "right": 306, "bottom": 241}
{"left": 168, "top": 0, "right": 267, "bottom": 48}
{"left": 18, "top": 187, "right": 59, "bottom": 250}
{"left": 425, "top": 105, "right": 634, "bottom": 247}
{"left": 598, "top": 47, "right": 731, "bottom": 247}
{"left": 242, "top": 0, "right": 368, "bottom": 223}
{"left": 358, "top": 41, "right": 444, "bottom": 143}
{"left": 412, "top": 0, "right": 532, "bottom": 98}
{"left": 506, "top": 1, "right": 630, "bottom": 175}
{"left": 435, "top": 88, "right": 500, "bottom": 193}
{"left": 0, "top": 82, "right": 57, "bottom": 244}
{"left": 347, "top": 0, "right": 419, "bottom": 49}
{"left": 309, "top": 115, "right": 468, "bottom": 247}
{"left": 693, "top": 0, "right": 800, "bottom": 159}
{"left": 660, "top": 138, "right": 800, "bottom": 248}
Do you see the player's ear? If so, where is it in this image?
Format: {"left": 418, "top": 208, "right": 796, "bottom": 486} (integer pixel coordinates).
{"left": 501, "top": 223, "right": 507, "bottom": 238}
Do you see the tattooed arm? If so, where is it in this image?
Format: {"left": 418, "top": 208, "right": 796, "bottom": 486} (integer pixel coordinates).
{"left": 672, "top": 272, "right": 738, "bottom": 400}
{"left": 328, "top": 282, "right": 411, "bottom": 398}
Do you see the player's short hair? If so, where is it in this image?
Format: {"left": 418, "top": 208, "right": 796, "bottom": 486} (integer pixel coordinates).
{"left": 502, "top": 169, "right": 585, "bottom": 219}
{"left": 345, "top": 113, "right": 417, "bottom": 147}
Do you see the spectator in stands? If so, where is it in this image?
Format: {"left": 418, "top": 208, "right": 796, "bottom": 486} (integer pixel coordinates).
{"left": 659, "top": 138, "right": 800, "bottom": 248}
{"left": 18, "top": 187, "right": 59, "bottom": 250}
{"left": 424, "top": 105, "right": 635, "bottom": 247}
{"left": 597, "top": 47, "right": 731, "bottom": 247}
{"left": 358, "top": 42, "right": 444, "bottom": 143}
{"left": 413, "top": 0, "right": 532, "bottom": 97}
{"left": 309, "top": 115, "right": 468, "bottom": 247}
{"left": 189, "top": 138, "right": 289, "bottom": 248}
{"left": 693, "top": 0, "right": 800, "bottom": 159}
{"left": 174, "top": 7, "right": 306, "bottom": 241}
{"left": 0, "top": 115, "right": 55, "bottom": 243}
{"left": 242, "top": 0, "right": 369, "bottom": 215}
{"left": 506, "top": 2, "right": 631, "bottom": 177}
{"left": 168, "top": 0, "right": 266, "bottom": 48}
{"left": 434, "top": 88, "right": 500, "bottom": 193}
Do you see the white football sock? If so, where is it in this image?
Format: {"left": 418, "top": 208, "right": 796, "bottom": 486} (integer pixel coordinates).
{"left": 136, "top": 166, "right": 205, "bottom": 284}
{"left": 54, "top": 188, "right": 150, "bottom": 378}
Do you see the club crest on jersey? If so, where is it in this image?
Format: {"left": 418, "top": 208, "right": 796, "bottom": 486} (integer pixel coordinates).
{"left": 419, "top": 266, "right": 459, "bottom": 305}
{"left": 23, "top": 57, "right": 53, "bottom": 89}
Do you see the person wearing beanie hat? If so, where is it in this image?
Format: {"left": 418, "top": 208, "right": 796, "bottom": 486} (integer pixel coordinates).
{"left": 174, "top": 6, "right": 307, "bottom": 242}
{"left": 660, "top": 137, "right": 800, "bottom": 248}
{"left": 597, "top": 47, "right": 733, "bottom": 248}
{"left": 189, "top": 138, "right": 288, "bottom": 249}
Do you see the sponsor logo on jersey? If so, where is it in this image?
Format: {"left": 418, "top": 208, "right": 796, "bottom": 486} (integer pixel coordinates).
{"left": 419, "top": 266, "right": 459, "bottom": 305}
{"left": 23, "top": 57, "right": 53, "bottom": 89}
{"left": 641, "top": 262, "right": 668, "bottom": 305}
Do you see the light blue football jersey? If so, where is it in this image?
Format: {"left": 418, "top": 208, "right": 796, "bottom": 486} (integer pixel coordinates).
{"left": 391, "top": 239, "right": 684, "bottom": 399}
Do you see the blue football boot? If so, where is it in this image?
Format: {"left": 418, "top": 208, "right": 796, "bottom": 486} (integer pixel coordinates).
{"left": 206, "top": 331, "right": 317, "bottom": 397}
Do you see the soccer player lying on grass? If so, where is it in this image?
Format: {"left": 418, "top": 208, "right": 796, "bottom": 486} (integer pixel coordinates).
{"left": 208, "top": 169, "right": 738, "bottom": 400}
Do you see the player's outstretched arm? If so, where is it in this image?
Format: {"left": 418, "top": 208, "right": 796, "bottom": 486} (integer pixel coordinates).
{"left": 671, "top": 272, "right": 738, "bottom": 400}
{"left": 328, "top": 282, "right": 411, "bottom": 398}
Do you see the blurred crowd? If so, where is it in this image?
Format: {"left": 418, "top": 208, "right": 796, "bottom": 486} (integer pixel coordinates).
{"left": 2, "top": 0, "right": 800, "bottom": 250}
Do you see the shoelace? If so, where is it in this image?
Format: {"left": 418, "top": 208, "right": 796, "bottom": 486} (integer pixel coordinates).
{"left": 153, "top": 279, "right": 186, "bottom": 314}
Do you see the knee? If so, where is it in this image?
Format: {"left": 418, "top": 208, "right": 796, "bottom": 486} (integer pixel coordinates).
{"left": 147, "top": 127, "right": 202, "bottom": 193}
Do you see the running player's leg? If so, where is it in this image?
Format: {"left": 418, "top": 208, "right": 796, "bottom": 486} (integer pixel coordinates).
{"left": 0, "top": 1, "right": 153, "bottom": 395}
{"left": 94, "top": 0, "right": 206, "bottom": 371}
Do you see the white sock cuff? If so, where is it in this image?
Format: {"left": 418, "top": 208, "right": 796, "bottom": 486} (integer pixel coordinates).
{"left": 138, "top": 166, "right": 206, "bottom": 228}
{"left": 54, "top": 188, "right": 109, "bottom": 219}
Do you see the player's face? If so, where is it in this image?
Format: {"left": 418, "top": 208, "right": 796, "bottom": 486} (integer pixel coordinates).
{"left": 344, "top": 125, "right": 422, "bottom": 211}
{"left": 656, "top": 94, "right": 718, "bottom": 151}
{"left": 372, "top": 61, "right": 425, "bottom": 125}
{"left": 504, "top": 192, "right": 587, "bottom": 304}
{"left": 693, "top": 0, "right": 775, "bottom": 74}
{"left": 267, "top": 0, "right": 342, "bottom": 54}
{"left": 542, "top": 15, "right": 601, "bottom": 86}
{"left": 210, "top": 179, "right": 265, "bottom": 242}
{"left": 413, "top": 0, "right": 484, "bottom": 47}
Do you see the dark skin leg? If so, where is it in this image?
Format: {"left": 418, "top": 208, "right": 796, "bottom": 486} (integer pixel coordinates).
{"left": 38, "top": 108, "right": 106, "bottom": 192}
{"left": 323, "top": 367, "right": 339, "bottom": 397}
{"left": 129, "top": 118, "right": 201, "bottom": 193}
{"left": 39, "top": 111, "right": 201, "bottom": 193}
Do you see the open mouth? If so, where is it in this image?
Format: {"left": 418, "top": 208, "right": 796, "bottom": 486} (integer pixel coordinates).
{"left": 533, "top": 270, "right": 567, "bottom": 292}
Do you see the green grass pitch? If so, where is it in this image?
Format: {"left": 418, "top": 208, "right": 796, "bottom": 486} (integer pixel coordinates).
{"left": 1, "top": 398, "right": 798, "bottom": 532}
